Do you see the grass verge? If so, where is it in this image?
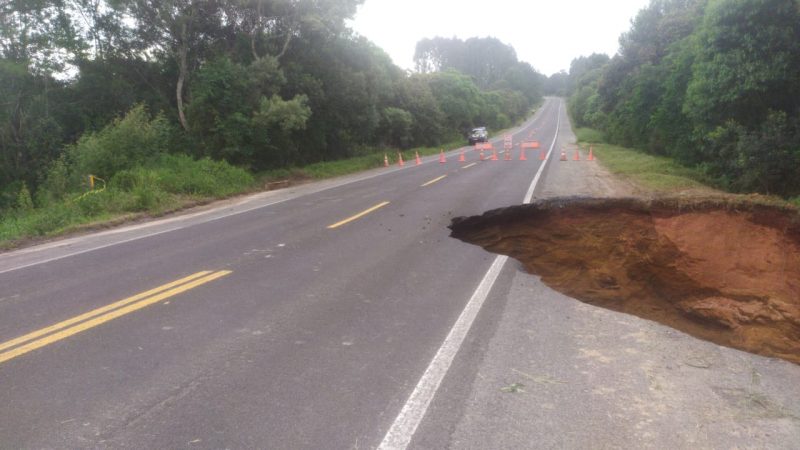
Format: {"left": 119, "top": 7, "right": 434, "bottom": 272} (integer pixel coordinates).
{"left": 0, "top": 154, "right": 254, "bottom": 250}
{"left": 574, "top": 127, "right": 714, "bottom": 193}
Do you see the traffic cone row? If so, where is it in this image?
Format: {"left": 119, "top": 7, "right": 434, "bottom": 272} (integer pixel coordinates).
{"left": 385, "top": 146, "right": 577, "bottom": 166}
{"left": 556, "top": 146, "right": 596, "bottom": 162}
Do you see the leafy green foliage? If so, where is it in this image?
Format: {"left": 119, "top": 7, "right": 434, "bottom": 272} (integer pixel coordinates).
{"left": 567, "top": 0, "right": 800, "bottom": 197}
{"left": 378, "top": 107, "right": 414, "bottom": 148}
{"left": 67, "top": 104, "right": 171, "bottom": 179}
{"left": 1, "top": 153, "right": 255, "bottom": 244}
{"left": 685, "top": 0, "right": 800, "bottom": 130}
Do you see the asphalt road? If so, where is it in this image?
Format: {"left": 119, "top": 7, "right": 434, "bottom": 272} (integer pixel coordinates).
{"left": 0, "top": 98, "right": 564, "bottom": 448}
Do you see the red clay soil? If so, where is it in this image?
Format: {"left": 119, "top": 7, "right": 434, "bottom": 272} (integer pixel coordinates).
{"left": 449, "top": 197, "right": 800, "bottom": 365}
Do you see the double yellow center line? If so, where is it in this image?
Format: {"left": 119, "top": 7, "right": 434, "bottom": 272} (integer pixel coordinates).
{"left": 0, "top": 270, "right": 231, "bottom": 365}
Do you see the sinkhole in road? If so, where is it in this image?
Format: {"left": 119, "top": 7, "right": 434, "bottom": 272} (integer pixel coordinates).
{"left": 449, "top": 197, "right": 800, "bottom": 365}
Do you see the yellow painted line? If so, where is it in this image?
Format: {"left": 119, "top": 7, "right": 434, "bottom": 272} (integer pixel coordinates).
{"left": 0, "top": 271, "right": 212, "bottom": 353}
{"left": 327, "top": 201, "right": 390, "bottom": 229}
{"left": 420, "top": 175, "right": 447, "bottom": 187}
{"left": 0, "top": 270, "right": 231, "bottom": 365}
{"left": 462, "top": 163, "right": 477, "bottom": 169}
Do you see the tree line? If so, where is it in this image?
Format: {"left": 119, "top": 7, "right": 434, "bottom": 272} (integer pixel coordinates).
{"left": 558, "top": 0, "right": 800, "bottom": 197}
{"left": 0, "top": 0, "right": 544, "bottom": 211}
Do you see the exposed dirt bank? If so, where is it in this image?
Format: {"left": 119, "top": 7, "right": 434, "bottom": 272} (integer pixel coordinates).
{"left": 449, "top": 197, "right": 800, "bottom": 364}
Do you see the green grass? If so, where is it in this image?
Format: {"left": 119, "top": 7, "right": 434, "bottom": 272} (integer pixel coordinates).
{"left": 574, "top": 127, "right": 606, "bottom": 144}
{"left": 575, "top": 127, "right": 713, "bottom": 193}
{"left": 0, "top": 155, "right": 254, "bottom": 249}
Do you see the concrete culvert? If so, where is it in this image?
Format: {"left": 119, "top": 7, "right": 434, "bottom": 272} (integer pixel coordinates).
{"left": 449, "top": 197, "right": 800, "bottom": 365}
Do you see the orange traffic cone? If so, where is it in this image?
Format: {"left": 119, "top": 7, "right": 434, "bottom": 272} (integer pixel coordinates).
{"left": 384, "top": 153, "right": 389, "bottom": 167}
{"left": 480, "top": 150, "right": 485, "bottom": 161}
{"left": 458, "top": 149, "right": 466, "bottom": 162}
{"left": 519, "top": 148, "right": 527, "bottom": 161}
{"left": 574, "top": 149, "right": 581, "bottom": 161}
{"left": 560, "top": 149, "right": 567, "bottom": 161}
{"left": 504, "top": 149, "right": 512, "bottom": 161}
{"left": 588, "top": 145, "right": 595, "bottom": 161}
{"left": 491, "top": 149, "right": 498, "bottom": 161}
{"left": 439, "top": 149, "right": 446, "bottom": 163}
{"left": 398, "top": 152, "right": 405, "bottom": 167}
{"left": 415, "top": 151, "right": 422, "bottom": 165}
{"left": 540, "top": 149, "right": 546, "bottom": 161}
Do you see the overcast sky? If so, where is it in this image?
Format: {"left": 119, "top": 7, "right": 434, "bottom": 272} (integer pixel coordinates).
{"left": 349, "top": 0, "right": 651, "bottom": 76}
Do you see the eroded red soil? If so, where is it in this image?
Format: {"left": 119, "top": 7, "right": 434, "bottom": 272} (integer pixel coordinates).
{"left": 449, "top": 197, "right": 800, "bottom": 364}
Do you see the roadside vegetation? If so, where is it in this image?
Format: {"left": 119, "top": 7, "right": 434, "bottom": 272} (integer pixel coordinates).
{"left": 548, "top": 0, "right": 800, "bottom": 200}
{"left": 0, "top": 1, "right": 545, "bottom": 248}
{"left": 574, "top": 128, "right": 713, "bottom": 192}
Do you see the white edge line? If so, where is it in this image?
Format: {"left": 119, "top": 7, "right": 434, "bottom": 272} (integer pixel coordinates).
{"left": 377, "top": 255, "right": 509, "bottom": 450}
{"left": 0, "top": 196, "right": 291, "bottom": 275}
{"left": 377, "top": 99, "right": 561, "bottom": 449}
{"left": 523, "top": 101, "right": 561, "bottom": 204}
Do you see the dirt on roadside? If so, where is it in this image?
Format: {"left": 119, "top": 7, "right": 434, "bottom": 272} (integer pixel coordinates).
{"left": 449, "top": 196, "right": 800, "bottom": 365}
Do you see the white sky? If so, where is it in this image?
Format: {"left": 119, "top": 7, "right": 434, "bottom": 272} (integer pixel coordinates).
{"left": 349, "top": 0, "right": 651, "bottom": 76}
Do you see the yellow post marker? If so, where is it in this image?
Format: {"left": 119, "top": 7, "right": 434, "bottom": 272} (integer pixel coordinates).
{"left": 88, "top": 175, "right": 95, "bottom": 190}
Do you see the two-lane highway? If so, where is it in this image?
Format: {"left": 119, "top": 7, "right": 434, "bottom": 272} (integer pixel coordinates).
{"left": 0, "top": 98, "right": 564, "bottom": 448}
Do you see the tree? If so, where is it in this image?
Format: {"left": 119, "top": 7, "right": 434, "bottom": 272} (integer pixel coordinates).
{"left": 685, "top": 0, "right": 800, "bottom": 130}
{"left": 125, "top": 0, "right": 224, "bottom": 131}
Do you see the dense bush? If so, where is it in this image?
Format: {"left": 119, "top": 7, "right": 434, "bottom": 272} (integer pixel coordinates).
{"left": 67, "top": 105, "right": 172, "bottom": 180}
{"left": 112, "top": 154, "right": 254, "bottom": 197}
{"left": 567, "top": 0, "right": 800, "bottom": 197}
